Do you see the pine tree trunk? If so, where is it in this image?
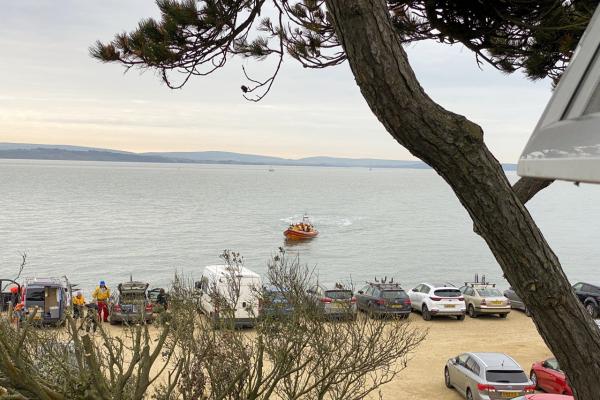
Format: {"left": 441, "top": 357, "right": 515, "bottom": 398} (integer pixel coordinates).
{"left": 325, "top": 0, "right": 600, "bottom": 398}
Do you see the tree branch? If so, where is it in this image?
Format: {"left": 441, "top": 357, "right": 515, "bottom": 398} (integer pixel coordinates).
{"left": 512, "top": 177, "right": 554, "bottom": 204}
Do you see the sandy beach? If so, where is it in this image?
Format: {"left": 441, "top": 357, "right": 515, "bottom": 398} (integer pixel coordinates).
{"left": 102, "top": 309, "right": 550, "bottom": 399}
{"left": 378, "top": 310, "right": 549, "bottom": 399}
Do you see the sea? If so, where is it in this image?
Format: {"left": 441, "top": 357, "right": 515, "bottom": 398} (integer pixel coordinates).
{"left": 1, "top": 159, "right": 599, "bottom": 294}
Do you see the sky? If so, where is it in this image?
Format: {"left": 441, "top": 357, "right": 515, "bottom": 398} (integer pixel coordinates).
{"left": 0, "top": 1, "right": 554, "bottom": 162}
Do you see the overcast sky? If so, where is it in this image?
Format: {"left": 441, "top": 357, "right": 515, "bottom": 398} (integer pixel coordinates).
{"left": 0, "top": 1, "right": 554, "bottom": 162}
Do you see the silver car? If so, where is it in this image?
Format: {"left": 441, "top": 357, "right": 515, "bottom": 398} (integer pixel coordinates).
{"left": 307, "top": 284, "right": 357, "bottom": 320}
{"left": 444, "top": 352, "right": 535, "bottom": 400}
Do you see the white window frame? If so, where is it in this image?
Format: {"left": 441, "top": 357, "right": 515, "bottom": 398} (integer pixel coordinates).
{"left": 518, "top": 5, "right": 600, "bottom": 183}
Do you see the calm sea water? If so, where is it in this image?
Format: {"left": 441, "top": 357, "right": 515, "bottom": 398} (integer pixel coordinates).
{"left": 1, "top": 159, "right": 599, "bottom": 294}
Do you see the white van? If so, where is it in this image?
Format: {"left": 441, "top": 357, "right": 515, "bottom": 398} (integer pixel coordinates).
{"left": 196, "top": 265, "right": 261, "bottom": 328}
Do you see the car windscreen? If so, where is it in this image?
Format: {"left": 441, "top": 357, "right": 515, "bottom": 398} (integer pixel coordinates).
{"left": 477, "top": 288, "right": 503, "bottom": 297}
{"left": 265, "top": 290, "right": 288, "bottom": 301}
{"left": 325, "top": 290, "right": 352, "bottom": 300}
{"left": 26, "top": 288, "right": 45, "bottom": 302}
{"left": 485, "top": 370, "right": 528, "bottom": 383}
{"left": 433, "top": 289, "right": 461, "bottom": 298}
{"left": 381, "top": 290, "right": 407, "bottom": 299}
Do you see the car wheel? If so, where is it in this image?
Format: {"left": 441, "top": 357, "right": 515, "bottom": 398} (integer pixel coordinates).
{"left": 466, "top": 388, "right": 473, "bottom": 400}
{"left": 456, "top": 314, "right": 465, "bottom": 321}
{"left": 422, "top": 305, "right": 432, "bottom": 321}
{"left": 444, "top": 367, "right": 452, "bottom": 388}
{"left": 530, "top": 371, "right": 538, "bottom": 389}
{"left": 468, "top": 304, "right": 477, "bottom": 318}
{"left": 585, "top": 302, "right": 598, "bottom": 318}
{"left": 499, "top": 313, "right": 508, "bottom": 318}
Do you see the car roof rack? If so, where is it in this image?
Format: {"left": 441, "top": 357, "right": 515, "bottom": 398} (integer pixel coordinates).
{"left": 464, "top": 274, "right": 496, "bottom": 288}
{"left": 367, "top": 277, "right": 403, "bottom": 288}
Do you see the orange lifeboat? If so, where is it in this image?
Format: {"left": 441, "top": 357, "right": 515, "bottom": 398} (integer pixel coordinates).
{"left": 283, "top": 216, "right": 319, "bottom": 240}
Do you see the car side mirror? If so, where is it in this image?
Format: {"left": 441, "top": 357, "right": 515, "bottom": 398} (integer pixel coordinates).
{"left": 452, "top": 357, "right": 458, "bottom": 365}
{"left": 358, "top": 290, "right": 364, "bottom": 295}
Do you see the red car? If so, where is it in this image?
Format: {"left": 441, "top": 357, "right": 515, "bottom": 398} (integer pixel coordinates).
{"left": 530, "top": 358, "right": 573, "bottom": 395}
{"left": 510, "top": 395, "right": 573, "bottom": 400}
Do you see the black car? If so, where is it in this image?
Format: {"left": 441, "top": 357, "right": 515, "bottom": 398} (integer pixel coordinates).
{"left": 356, "top": 282, "right": 411, "bottom": 318}
{"left": 503, "top": 287, "right": 530, "bottom": 316}
{"left": 572, "top": 282, "right": 600, "bottom": 318}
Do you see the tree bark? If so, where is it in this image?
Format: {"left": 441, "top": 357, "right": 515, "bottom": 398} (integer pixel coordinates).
{"left": 512, "top": 177, "right": 554, "bottom": 204}
{"left": 325, "top": 0, "right": 600, "bottom": 398}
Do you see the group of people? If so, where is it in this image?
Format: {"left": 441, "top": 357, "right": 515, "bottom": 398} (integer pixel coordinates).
{"left": 71, "top": 280, "right": 111, "bottom": 322}
{"left": 290, "top": 222, "right": 314, "bottom": 233}
{"left": 72, "top": 281, "right": 168, "bottom": 323}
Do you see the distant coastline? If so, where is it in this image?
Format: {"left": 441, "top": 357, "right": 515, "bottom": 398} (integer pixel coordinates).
{"left": 0, "top": 143, "right": 517, "bottom": 170}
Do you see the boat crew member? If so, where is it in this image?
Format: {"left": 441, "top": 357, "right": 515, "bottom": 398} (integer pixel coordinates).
{"left": 92, "top": 281, "right": 111, "bottom": 322}
{"left": 73, "top": 291, "right": 86, "bottom": 319}
{"left": 9, "top": 286, "right": 19, "bottom": 308}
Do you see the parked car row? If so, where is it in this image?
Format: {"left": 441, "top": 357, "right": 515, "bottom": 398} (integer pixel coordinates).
{"left": 502, "top": 281, "right": 600, "bottom": 319}
{"left": 446, "top": 352, "right": 578, "bottom": 399}
{"left": 445, "top": 352, "right": 536, "bottom": 400}
{"left": 445, "top": 352, "right": 579, "bottom": 400}
{"left": 0, "top": 276, "right": 166, "bottom": 326}
{"left": 193, "top": 268, "right": 542, "bottom": 327}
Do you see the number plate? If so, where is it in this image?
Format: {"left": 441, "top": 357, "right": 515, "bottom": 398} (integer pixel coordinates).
{"left": 501, "top": 392, "right": 519, "bottom": 398}
{"left": 444, "top": 304, "right": 456, "bottom": 308}
{"left": 491, "top": 301, "right": 503, "bottom": 305}
{"left": 390, "top": 304, "right": 402, "bottom": 308}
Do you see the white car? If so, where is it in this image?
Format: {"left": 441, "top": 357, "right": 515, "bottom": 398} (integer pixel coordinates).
{"left": 408, "top": 282, "right": 466, "bottom": 320}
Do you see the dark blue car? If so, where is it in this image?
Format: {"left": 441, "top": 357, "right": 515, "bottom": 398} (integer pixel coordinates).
{"left": 259, "top": 286, "right": 293, "bottom": 319}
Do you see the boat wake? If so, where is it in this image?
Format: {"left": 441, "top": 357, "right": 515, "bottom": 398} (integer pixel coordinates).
{"left": 280, "top": 215, "right": 363, "bottom": 227}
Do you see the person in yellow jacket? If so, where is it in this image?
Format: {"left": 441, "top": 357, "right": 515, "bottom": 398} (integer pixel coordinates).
{"left": 72, "top": 291, "right": 86, "bottom": 319}
{"left": 92, "top": 281, "right": 110, "bottom": 322}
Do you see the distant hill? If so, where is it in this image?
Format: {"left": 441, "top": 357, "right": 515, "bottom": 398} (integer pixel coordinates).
{"left": 0, "top": 143, "right": 517, "bottom": 170}
{"left": 145, "top": 151, "right": 430, "bottom": 168}
{"left": 143, "top": 151, "right": 287, "bottom": 164}
{"left": 0, "top": 142, "right": 131, "bottom": 154}
{"left": 0, "top": 147, "right": 174, "bottom": 163}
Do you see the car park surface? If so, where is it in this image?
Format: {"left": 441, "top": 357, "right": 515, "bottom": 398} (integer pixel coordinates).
{"left": 96, "top": 298, "right": 552, "bottom": 399}
{"left": 376, "top": 311, "right": 551, "bottom": 399}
